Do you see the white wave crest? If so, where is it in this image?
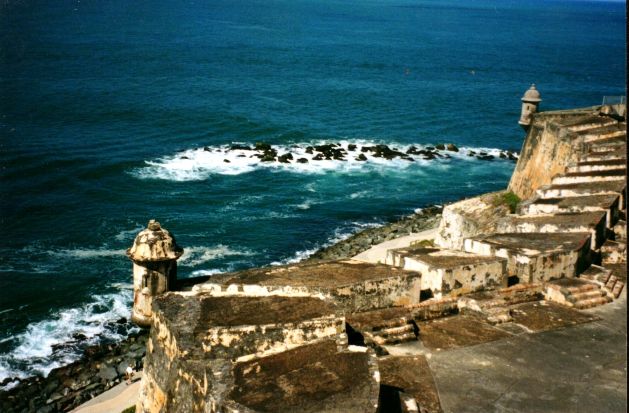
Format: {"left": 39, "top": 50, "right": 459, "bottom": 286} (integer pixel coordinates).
{"left": 178, "top": 245, "right": 254, "bottom": 267}
{"left": 130, "top": 140, "right": 518, "bottom": 181}
{"left": 0, "top": 290, "right": 137, "bottom": 385}
{"left": 48, "top": 248, "right": 126, "bottom": 259}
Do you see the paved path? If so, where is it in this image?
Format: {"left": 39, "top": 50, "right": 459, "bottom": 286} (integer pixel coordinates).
{"left": 71, "top": 374, "right": 141, "bottom": 413}
{"left": 352, "top": 228, "right": 438, "bottom": 264}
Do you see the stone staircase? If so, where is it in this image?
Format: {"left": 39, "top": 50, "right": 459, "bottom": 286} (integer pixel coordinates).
{"left": 384, "top": 112, "right": 626, "bottom": 313}
{"left": 545, "top": 278, "right": 611, "bottom": 309}
{"left": 346, "top": 308, "right": 418, "bottom": 347}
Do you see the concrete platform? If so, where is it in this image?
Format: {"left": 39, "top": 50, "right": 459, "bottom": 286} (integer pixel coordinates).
{"left": 387, "top": 246, "right": 507, "bottom": 297}
{"left": 193, "top": 260, "right": 423, "bottom": 311}
{"left": 496, "top": 211, "right": 608, "bottom": 249}
{"left": 427, "top": 292, "right": 626, "bottom": 413}
{"left": 519, "top": 194, "right": 620, "bottom": 228}
{"left": 551, "top": 168, "right": 626, "bottom": 185}
{"left": 463, "top": 232, "right": 592, "bottom": 283}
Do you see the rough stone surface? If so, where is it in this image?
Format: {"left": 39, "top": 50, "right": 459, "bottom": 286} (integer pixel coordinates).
{"left": 378, "top": 355, "right": 443, "bottom": 413}
{"left": 435, "top": 191, "right": 511, "bottom": 250}
{"left": 417, "top": 314, "right": 510, "bottom": 350}
{"left": 428, "top": 291, "right": 626, "bottom": 413}
{"left": 194, "top": 260, "right": 423, "bottom": 311}
{"left": 226, "top": 340, "right": 380, "bottom": 413}
{"left": 509, "top": 108, "right": 610, "bottom": 200}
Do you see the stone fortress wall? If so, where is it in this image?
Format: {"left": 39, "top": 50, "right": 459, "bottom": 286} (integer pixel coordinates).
{"left": 130, "top": 90, "right": 626, "bottom": 413}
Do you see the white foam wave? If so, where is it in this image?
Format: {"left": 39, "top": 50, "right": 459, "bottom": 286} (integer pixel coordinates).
{"left": 190, "top": 269, "right": 224, "bottom": 277}
{"left": 130, "top": 140, "right": 518, "bottom": 181}
{"left": 0, "top": 290, "right": 137, "bottom": 385}
{"left": 49, "top": 248, "right": 126, "bottom": 259}
{"left": 178, "top": 245, "right": 254, "bottom": 267}
{"left": 114, "top": 226, "right": 144, "bottom": 242}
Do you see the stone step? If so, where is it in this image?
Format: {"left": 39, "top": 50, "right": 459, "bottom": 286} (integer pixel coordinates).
{"left": 536, "top": 181, "right": 626, "bottom": 204}
{"left": 562, "top": 115, "right": 618, "bottom": 132}
{"left": 496, "top": 211, "right": 608, "bottom": 249}
{"left": 406, "top": 297, "right": 459, "bottom": 321}
{"left": 518, "top": 194, "right": 620, "bottom": 228}
{"left": 576, "top": 123, "right": 627, "bottom": 143}
{"left": 566, "top": 158, "right": 627, "bottom": 173}
{"left": 551, "top": 169, "right": 626, "bottom": 185}
{"left": 580, "top": 148, "right": 626, "bottom": 162}
{"left": 463, "top": 232, "right": 591, "bottom": 284}
{"left": 373, "top": 324, "right": 415, "bottom": 338}
{"left": 572, "top": 295, "right": 612, "bottom": 309}
{"left": 612, "top": 280, "right": 625, "bottom": 298}
{"left": 387, "top": 246, "right": 507, "bottom": 298}
{"left": 613, "top": 220, "right": 627, "bottom": 240}
{"left": 369, "top": 332, "right": 418, "bottom": 345}
{"left": 346, "top": 307, "right": 412, "bottom": 334}
{"left": 545, "top": 278, "right": 601, "bottom": 307}
{"left": 605, "top": 274, "right": 618, "bottom": 291}
{"left": 576, "top": 123, "right": 626, "bottom": 142}
{"left": 567, "top": 289, "right": 605, "bottom": 303}
{"left": 601, "top": 239, "right": 627, "bottom": 264}
{"left": 604, "top": 263, "right": 627, "bottom": 298}
{"left": 587, "top": 137, "right": 626, "bottom": 153}
{"left": 562, "top": 282, "right": 599, "bottom": 295}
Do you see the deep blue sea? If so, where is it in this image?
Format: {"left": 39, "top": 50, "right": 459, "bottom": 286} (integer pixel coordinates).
{"left": 0, "top": 0, "right": 625, "bottom": 383}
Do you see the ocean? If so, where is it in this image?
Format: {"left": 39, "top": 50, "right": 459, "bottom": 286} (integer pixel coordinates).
{"left": 0, "top": 0, "right": 625, "bottom": 384}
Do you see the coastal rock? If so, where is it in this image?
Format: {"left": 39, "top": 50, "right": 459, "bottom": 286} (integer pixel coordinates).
{"left": 477, "top": 154, "right": 494, "bottom": 161}
{"left": 435, "top": 144, "right": 445, "bottom": 150}
{"left": 230, "top": 144, "right": 252, "bottom": 151}
{"left": 307, "top": 206, "right": 442, "bottom": 262}
{"left": 97, "top": 366, "right": 117, "bottom": 381}
{"left": 348, "top": 144, "right": 357, "bottom": 151}
{"left": 254, "top": 142, "right": 272, "bottom": 151}
{"left": 446, "top": 143, "right": 459, "bottom": 152}
{"left": 278, "top": 153, "right": 293, "bottom": 163}
{"left": 297, "top": 157, "right": 308, "bottom": 163}
{"left": 356, "top": 153, "right": 367, "bottom": 161}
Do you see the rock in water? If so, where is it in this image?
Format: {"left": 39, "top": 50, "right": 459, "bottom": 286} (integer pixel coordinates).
{"left": 446, "top": 143, "right": 459, "bottom": 152}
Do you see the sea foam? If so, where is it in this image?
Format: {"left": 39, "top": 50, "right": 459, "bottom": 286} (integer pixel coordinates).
{"left": 131, "top": 140, "right": 516, "bottom": 182}
{"left": 0, "top": 288, "right": 137, "bottom": 387}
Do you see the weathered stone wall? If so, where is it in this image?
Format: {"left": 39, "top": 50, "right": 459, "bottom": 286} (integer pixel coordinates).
{"left": 507, "top": 107, "right": 601, "bottom": 200}
{"left": 434, "top": 191, "right": 511, "bottom": 250}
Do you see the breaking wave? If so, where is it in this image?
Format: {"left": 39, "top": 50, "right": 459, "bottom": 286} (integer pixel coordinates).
{"left": 0, "top": 288, "right": 137, "bottom": 387}
{"left": 130, "top": 140, "right": 517, "bottom": 182}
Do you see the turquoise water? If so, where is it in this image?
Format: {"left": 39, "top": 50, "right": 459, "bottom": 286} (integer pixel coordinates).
{"left": 0, "top": 0, "right": 625, "bottom": 382}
